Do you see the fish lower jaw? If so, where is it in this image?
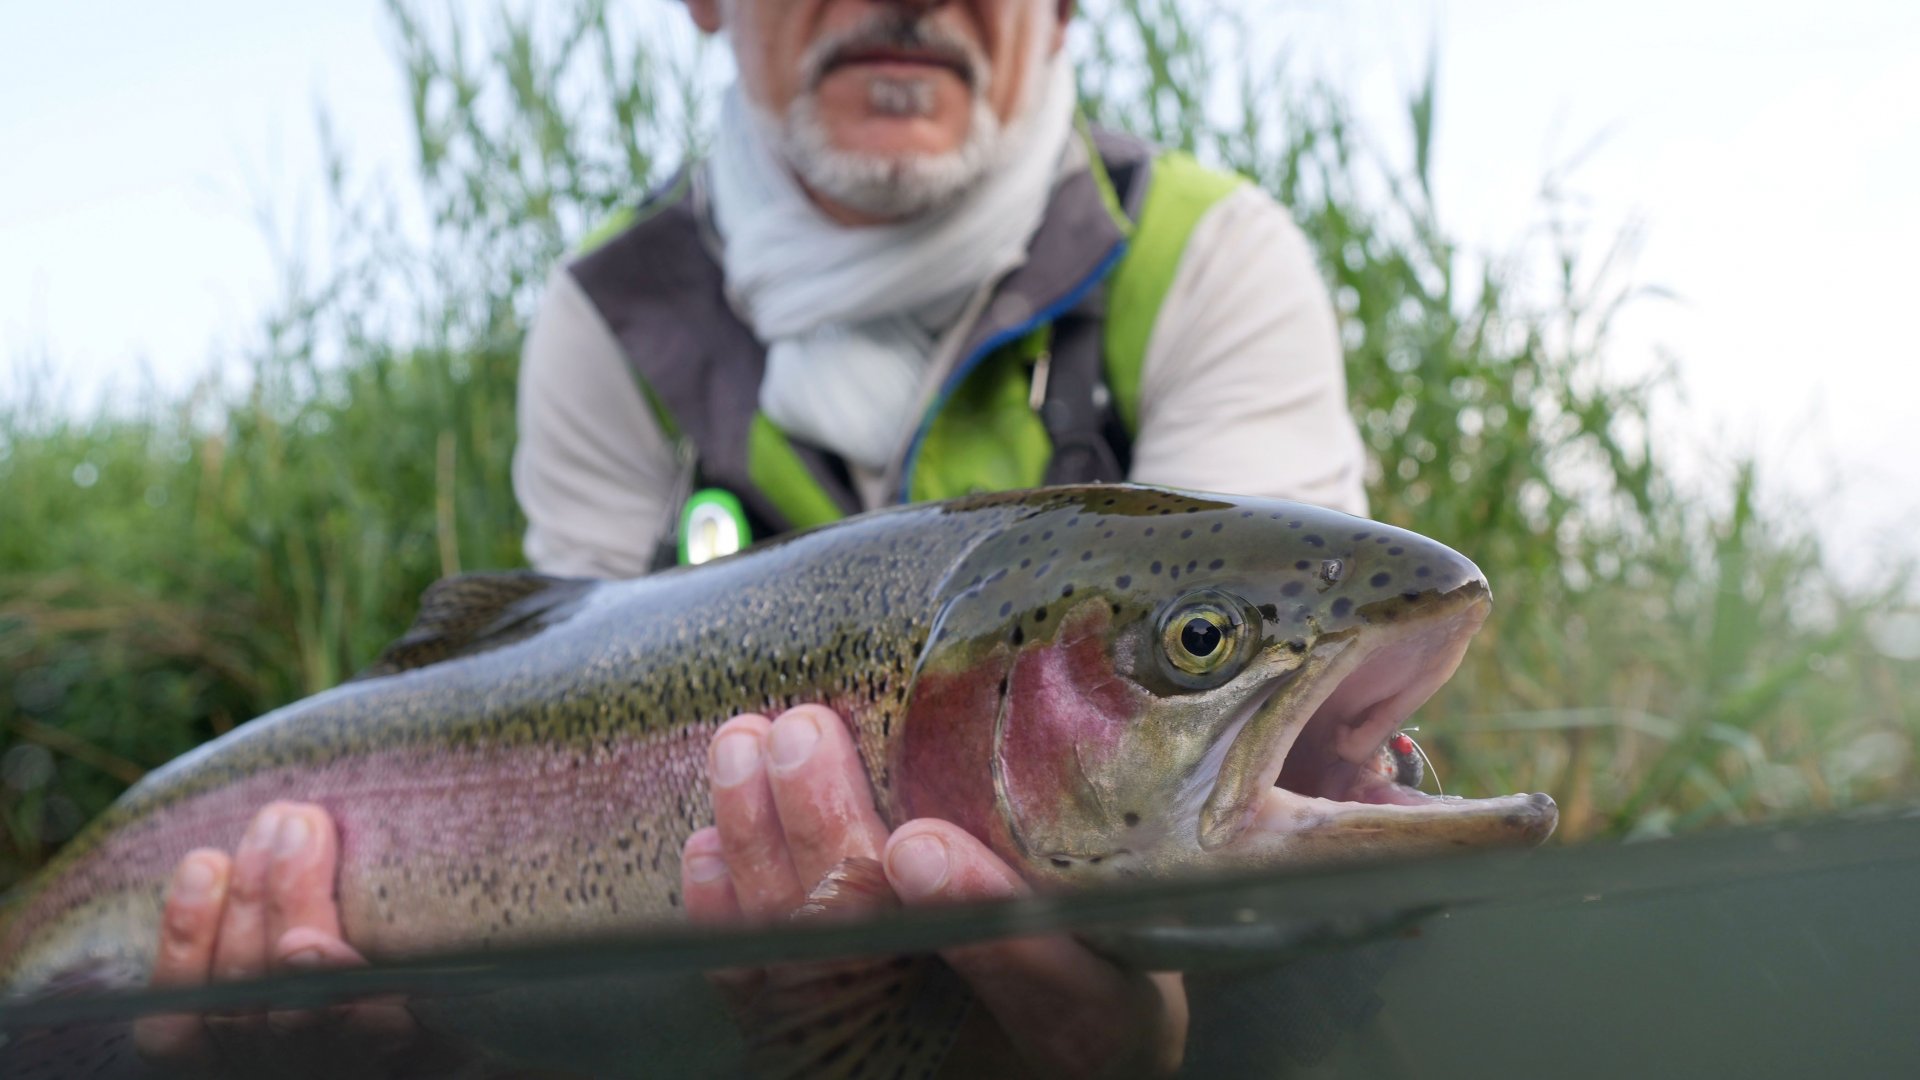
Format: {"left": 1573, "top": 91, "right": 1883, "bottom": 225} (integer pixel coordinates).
{"left": 1198, "top": 593, "right": 1496, "bottom": 852}
{"left": 1229, "top": 785, "right": 1559, "bottom": 863}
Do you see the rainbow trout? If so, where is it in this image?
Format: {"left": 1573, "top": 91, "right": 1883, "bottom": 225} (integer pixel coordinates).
{"left": 0, "top": 485, "right": 1556, "bottom": 1074}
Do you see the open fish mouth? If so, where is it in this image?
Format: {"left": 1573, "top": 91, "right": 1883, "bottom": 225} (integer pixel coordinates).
{"left": 1199, "top": 585, "right": 1557, "bottom": 860}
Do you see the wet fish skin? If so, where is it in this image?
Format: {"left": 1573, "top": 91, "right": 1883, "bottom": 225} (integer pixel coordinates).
{"left": 0, "top": 485, "right": 1552, "bottom": 1007}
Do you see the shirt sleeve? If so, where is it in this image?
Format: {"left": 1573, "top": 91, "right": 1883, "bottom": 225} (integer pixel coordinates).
{"left": 1127, "top": 184, "right": 1369, "bottom": 517}
{"left": 512, "top": 265, "right": 680, "bottom": 579}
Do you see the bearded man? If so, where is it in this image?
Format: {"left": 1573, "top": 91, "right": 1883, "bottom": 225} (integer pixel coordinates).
{"left": 136, "top": 2, "right": 1363, "bottom": 1076}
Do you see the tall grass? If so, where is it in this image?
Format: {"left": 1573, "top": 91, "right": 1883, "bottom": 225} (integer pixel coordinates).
{"left": 0, "top": 0, "right": 1913, "bottom": 890}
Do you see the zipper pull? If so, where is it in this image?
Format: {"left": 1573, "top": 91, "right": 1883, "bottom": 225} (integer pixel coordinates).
{"left": 1028, "top": 349, "right": 1053, "bottom": 413}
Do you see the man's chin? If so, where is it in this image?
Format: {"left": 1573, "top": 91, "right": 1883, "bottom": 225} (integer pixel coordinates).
{"left": 821, "top": 116, "right": 970, "bottom": 163}
{"left": 780, "top": 97, "right": 1001, "bottom": 221}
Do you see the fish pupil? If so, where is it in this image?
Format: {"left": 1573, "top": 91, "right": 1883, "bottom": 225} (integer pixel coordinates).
{"left": 1181, "top": 618, "right": 1222, "bottom": 657}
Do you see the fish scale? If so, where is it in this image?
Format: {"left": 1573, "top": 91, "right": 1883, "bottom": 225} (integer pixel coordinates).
{"left": 0, "top": 485, "right": 1556, "bottom": 1078}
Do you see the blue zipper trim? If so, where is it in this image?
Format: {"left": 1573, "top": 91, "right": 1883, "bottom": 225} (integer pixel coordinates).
{"left": 897, "top": 238, "right": 1131, "bottom": 503}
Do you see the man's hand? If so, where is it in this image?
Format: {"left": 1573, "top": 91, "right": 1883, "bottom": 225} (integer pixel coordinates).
{"left": 682, "top": 706, "right": 1188, "bottom": 1079}
{"left": 132, "top": 802, "right": 459, "bottom": 1078}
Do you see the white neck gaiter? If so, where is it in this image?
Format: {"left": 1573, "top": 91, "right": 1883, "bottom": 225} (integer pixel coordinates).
{"left": 708, "top": 59, "right": 1078, "bottom": 471}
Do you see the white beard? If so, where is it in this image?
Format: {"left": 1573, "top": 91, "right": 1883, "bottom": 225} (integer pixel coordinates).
{"left": 772, "top": 82, "right": 1004, "bottom": 220}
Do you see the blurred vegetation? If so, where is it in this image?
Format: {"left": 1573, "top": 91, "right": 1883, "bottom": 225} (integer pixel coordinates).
{"left": 0, "top": 0, "right": 1914, "bottom": 889}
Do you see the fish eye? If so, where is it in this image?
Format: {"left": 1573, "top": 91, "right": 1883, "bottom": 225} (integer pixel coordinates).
{"left": 1180, "top": 616, "right": 1223, "bottom": 658}
{"left": 1157, "top": 590, "right": 1256, "bottom": 687}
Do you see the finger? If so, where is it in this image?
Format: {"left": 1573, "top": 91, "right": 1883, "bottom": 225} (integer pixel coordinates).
{"left": 680, "top": 827, "right": 763, "bottom": 1006}
{"left": 264, "top": 804, "right": 344, "bottom": 968}
{"left": 210, "top": 802, "right": 288, "bottom": 983}
{"left": 267, "top": 929, "right": 432, "bottom": 1070}
{"left": 764, "top": 706, "right": 889, "bottom": 890}
{"left": 264, "top": 930, "right": 368, "bottom": 1035}
{"left": 885, "top": 821, "right": 1188, "bottom": 1077}
{"left": 708, "top": 715, "right": 803, "bottom": 920}
{"left": 133, "top": 849, "right": 231, "bottom": 1069}
{"left": 680, "top": 827, "right": 743, "bottom": 927}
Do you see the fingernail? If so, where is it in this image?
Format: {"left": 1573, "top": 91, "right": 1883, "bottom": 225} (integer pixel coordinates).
{"left": 685, "top": 852, "right": 730, "bottom": 884}
{"left": 244, "top": 807, "right": 285, "bottom": 849}
{"left": 888, "top": 834, "right": 950, "bottom": 900}
{"left": 174, "top": 855, "right": 218, "bottom": 902}
{"left": 711, "top": 732, "right": 762, "bottom": 788}
{"left": 274, "top": 813, "right": 312, "bottom": 859}
{"left": 281, "top": 948, "right": 326, "bottom": 970}
{"left": 767, "top": 712, "right": 821, "bottom": 772}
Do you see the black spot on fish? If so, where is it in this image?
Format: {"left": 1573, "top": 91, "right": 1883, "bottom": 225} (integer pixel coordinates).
{"left": 1021, "top": 558, "right": 1032, "bottom": 569}
{"left": 1018, "top": 535, "right": 1030, "bottom": 545}
{"left": 1376, "top": 536, "right": 1391, "bottom": 544}
{"left": 1011, "top": 626, "right": 1025, "bottom": 646}
{"left": 1124, "top": 812, "right": 1141, "bottom": 827}
{"left": 1051, "top": 858, "right": 1072, "bottom": 868}
{"left": 1081, "top": 550, "right": 1093, "bottom": 561}
{"left": 1212, "top": 522, "right": 1225, "bottom": 532}
{"left": 1296, "top": 560, "right": 1311, "bottom": 571}
{"left": 1180, "top": 529, "right": 1193, "bottom": 539}
{"left": 1371, "top": 572, "right": 1392, "bottom": 587}
{"left": 1352, "top": 531, "right": 1371, "bottom": 541}
{"left": 1061, "top": 584, "right": 1075, "bottom": 598}
{"left": 1116, "top": 574, "right": 1132, "bottom": 589}
{"left": 1150, "top": 561, "right": 1163, "bottom": 575}
{"left": 1402, "top": 591, "right": 1422, "bottom": 602}
{"left": 1170, "top": 566, "right": 1181, "bottom": 580}
{"left": 1043, "top": 530, "right": 1054, "bottom": 540}
{"left": 1187, "top": 560, "right": 1198, "bottom": 573}
{"left": 1304, "top": 534, "right": 1325, "bottom": 547}
{"left": 1000, "top": 601, "right": 1013, "bottom": 617}
{"left": 1389, "top": 546, "right": 1405, "bottom": 556}
{"left": 1209, "top": 559, "right": 1225, "bottom": 570}
{"left": 1416, "top": 566, "right": 1432, "bottom": 578}
{"left": 1282, "top": 581, "right": 1304, "bottom": 597}
{"left": 1145, "top": 527, "right": 1156, "bottom": 537}
{"left": 1104, "top": 530, "right": 1116, "bottom": 539}
{"left": 1111, "top": 603, "right": 1123, "bottom": 616}
{"left": 1331, "top": 598, "right": 1354, "bottom": 618}
{"left": 1034, "top": 607, "right": 1048, "bottom": 622}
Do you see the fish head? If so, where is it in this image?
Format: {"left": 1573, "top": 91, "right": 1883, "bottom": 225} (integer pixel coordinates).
{"left": 896, "top": 486, "right": 1556, "bottom": 888}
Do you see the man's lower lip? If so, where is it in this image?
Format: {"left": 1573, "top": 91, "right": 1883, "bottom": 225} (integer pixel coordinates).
{"left": 826, "top": 59, "right": 966, "bottom": 81}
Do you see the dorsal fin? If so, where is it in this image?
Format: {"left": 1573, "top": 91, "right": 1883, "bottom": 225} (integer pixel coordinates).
{"left": 354, "top": 571, "right": 594, "bottom": 681}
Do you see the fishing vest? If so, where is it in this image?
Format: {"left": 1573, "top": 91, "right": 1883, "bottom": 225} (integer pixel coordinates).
{"left": 568, "top": 125, "right": 1244, "bottom": 566}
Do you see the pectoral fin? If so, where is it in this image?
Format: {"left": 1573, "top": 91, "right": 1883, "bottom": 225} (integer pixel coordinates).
{"left": 738, "top": 858, "right": 974, "bottom": 1080}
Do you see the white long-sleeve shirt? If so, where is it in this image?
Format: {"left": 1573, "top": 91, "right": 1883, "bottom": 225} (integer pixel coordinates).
{"left": 513, "top": 182, "right": 1368, "bottom": 579}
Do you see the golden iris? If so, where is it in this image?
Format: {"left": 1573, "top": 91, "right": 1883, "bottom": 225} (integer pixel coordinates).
{"left": 1161, "top": 603, "right": 1239, "bottom": 677}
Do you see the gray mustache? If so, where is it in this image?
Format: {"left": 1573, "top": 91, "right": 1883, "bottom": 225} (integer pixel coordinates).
{"left": 801, "top": 12, "right": 987, "bottom": 91}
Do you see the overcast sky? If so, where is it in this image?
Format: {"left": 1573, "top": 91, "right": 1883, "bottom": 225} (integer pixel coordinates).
{"left": 2, "top": 0, "right": 1917, "bottom": 578}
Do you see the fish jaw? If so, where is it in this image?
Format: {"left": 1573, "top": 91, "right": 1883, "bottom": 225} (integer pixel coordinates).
{"left": 1195, "top": 583, "right": 1558, "bottom": 865}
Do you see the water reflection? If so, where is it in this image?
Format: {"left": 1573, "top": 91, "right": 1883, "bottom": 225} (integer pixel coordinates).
{"left": 5, "top": 813, "right": 1916, "bottom": 1077}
